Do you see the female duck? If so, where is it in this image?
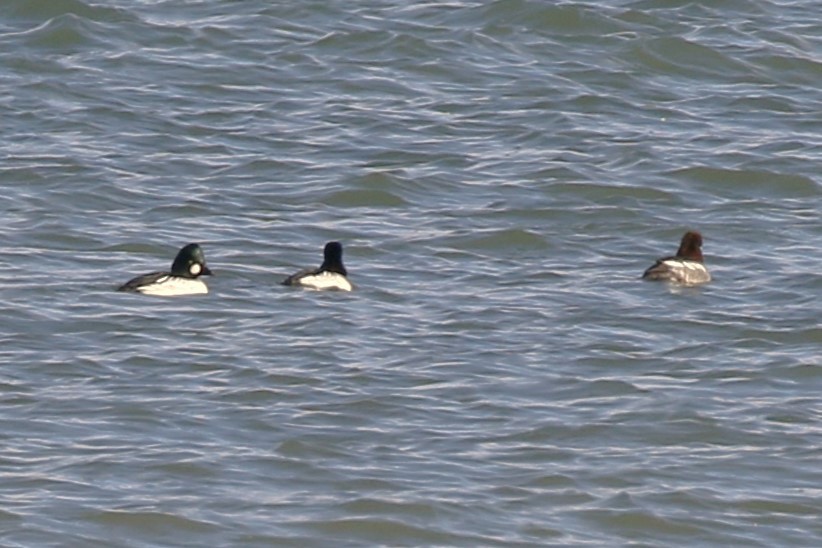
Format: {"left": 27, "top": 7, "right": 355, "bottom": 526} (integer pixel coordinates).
{"left": 282, "top": 241, "right": 352, "bottom": 291}
{"left": 118, "top": 243, "right": 213, "bottom": 296}
{"left": 642, "top": 231, "right": 711, "bottom": 285}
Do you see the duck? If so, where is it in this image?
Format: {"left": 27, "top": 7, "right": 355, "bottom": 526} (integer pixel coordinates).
{"left": 118, "top": 243, "right": 213, "bottom": 296}
{"left": 282, "top": 241, "right": 352, "bottom": 291}
{"left": 642, "top": 231, "right": 711, "bottom": 285}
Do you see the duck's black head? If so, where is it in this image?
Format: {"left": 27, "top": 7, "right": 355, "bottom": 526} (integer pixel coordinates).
{"left": 171, "top": 243, "right": 213, "bottom": 278}
{"left": 319, "top": 241, "right": 346, "bottom": 275}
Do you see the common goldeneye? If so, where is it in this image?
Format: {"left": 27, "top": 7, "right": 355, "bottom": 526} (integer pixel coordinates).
{"left": 282, "top": 241, "right": 352, "bottom": 291}
{"left": 118, "top": 243, "right": 213, "bottom": 296}
{"left": 642, "top": 231, "right": 711, "bottom": 285}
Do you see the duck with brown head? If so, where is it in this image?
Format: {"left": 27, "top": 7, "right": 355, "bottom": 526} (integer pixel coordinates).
{"left": 642, "top": 231, "right": 711, "bottom": 285}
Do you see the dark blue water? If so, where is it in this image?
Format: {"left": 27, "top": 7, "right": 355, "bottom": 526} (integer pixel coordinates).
{"left": 1, "top": 0, "right": 821, "bottom": 545}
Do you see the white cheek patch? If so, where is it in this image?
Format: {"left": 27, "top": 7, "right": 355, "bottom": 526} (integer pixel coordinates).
{"left": 189, "top": 263, "right": 202, "bottom": 276}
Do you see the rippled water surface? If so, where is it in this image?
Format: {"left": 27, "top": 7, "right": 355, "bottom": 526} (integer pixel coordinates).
{"left": 1, "top": 0, "right": 821, "bottom": 545}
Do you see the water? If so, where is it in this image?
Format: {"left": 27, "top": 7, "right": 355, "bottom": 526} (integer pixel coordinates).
{"left": 1, "top": 0, "right": 821, "bottom": 545}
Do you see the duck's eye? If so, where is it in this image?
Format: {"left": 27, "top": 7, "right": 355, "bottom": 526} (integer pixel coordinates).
{"left": 189, "top": 263, "right": 202, "bottom": 276}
